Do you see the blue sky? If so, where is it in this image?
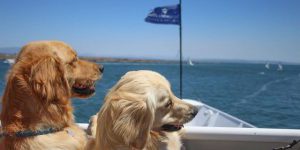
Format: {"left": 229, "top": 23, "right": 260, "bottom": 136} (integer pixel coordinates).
{"left": 0, "top": 0, "right": 299, "bottom": 63}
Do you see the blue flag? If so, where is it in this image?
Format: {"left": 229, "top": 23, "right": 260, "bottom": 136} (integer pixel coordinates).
{"left": 145, "top": 4, "right": 180, "bottom": 25}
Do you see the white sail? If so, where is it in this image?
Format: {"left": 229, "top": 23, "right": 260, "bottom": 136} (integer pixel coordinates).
{"left": 277, "top": 64, "right": 283, "bottom": 71}
{"left": 265, "top": 63, "right": 270, "bottom": 69}
{"left": 188, "top": 59, "right": 194, "bottom": 66}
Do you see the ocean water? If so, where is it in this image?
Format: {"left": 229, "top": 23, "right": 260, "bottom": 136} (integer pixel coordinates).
{"left": 0, "top": 62, "right": 300, "bottom": 129}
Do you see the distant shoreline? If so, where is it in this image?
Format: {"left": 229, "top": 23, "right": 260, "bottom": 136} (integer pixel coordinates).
{"left": 0, "top": 53, "right": 173, "bottom": 63}
{"left": 1, "top": 53, "right": 299, "bottom": 65}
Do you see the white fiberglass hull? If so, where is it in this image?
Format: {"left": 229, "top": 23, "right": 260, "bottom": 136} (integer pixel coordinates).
{"left": 183, "top": 127, "right": 300, "bottom": 150}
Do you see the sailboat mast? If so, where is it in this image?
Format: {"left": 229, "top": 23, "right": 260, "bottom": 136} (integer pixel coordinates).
{"left": 179, "top": 0, "right": 183, "bottom": 99}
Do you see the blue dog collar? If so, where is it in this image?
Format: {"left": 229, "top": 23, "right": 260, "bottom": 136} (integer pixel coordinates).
{"left": 0, "top": 127, "right": 62, "bottom": 138}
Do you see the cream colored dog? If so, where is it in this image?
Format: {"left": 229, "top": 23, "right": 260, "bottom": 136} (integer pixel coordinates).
{"left": 88, "top": 70, "right": 198, "bottom": 150}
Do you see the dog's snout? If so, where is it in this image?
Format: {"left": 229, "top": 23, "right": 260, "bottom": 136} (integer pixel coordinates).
{"left": 98, "top": 65, "right": 104, "bottom": 73}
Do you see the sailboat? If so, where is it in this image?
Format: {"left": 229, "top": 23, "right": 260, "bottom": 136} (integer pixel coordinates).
{"left": 3, "top": 58, "right": 15, "bottom": 65}
{"left": 188, "top": 59, "right": 194, "bottom": 66}
{"left": 265, "top": 63, "right": 270, "bottom": 69}
{"left": 277, "top": 64, "right": 283, "bottom": 71}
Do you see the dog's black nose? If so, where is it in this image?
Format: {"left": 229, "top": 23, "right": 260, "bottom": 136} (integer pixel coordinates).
{"left": 190, "top": 106, "right": 199, "bottom": 117}
{"left": 99, "top": 65, "right": 104, "bottom": 73}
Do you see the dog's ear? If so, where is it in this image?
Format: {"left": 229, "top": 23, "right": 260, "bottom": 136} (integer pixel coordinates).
{"left": 30, "top": 56, "right": 70, "bottom": 103}
{"left": 112, "top": 94, "right": 155, "bottom": 149}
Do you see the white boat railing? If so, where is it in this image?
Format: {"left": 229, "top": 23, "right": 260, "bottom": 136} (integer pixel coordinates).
{"left": 184, "top": 127, "right": 300, "bottom": 142}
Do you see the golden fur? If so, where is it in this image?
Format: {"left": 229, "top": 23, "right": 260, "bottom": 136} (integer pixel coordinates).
{"left": 0, "top": 41, "right": 102, "bottom": 150}
{"left": 89, "top": 70, "right": 198, "bottom": 150}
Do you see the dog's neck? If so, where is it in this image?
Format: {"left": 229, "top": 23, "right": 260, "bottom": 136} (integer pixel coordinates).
{"left": 0, "top": 76, "right": 74, "bottom": 133}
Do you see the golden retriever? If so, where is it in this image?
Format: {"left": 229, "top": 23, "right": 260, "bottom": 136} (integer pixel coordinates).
{"left": 88, "top": 70, "right": 198, "bottom": 150}
{"left": 0, "top": 41, "right": 103, "bottom": 150}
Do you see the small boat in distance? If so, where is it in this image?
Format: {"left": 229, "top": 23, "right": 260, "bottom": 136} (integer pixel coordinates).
{"left": 3, "top": 59, "right": 15, "bottom": 64}
{"left": 277, "top": 63, "right": 283, "bottom": 71}
{"left": 188, "top": 58, "right": 194, "bottom": 66}
{"left": 265, "top": 62, "right": 270, "bottom": 69}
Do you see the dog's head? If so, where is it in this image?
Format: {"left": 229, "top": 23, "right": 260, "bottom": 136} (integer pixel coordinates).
{"left": 15, "top": 41, "right": 103, "bottom": 101}
{"left": 0, "top": 41, "right": 102, "bottom": 131}
{"left": 100, "top": 70, "right": 198, "bottom": 149}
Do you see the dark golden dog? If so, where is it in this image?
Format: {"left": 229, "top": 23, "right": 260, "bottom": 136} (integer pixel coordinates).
{"left": 0, "top": 41, "right": 103, "bottom": 150}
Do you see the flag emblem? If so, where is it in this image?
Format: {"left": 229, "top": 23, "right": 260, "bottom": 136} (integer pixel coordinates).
{"left": 145, "top": 4, "right": 180, "bottom": 25}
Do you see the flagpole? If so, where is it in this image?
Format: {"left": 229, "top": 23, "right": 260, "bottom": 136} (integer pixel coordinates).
{"left": 144, "top": 3, "right": 183, "bottom": 98}
{"left": 179, "top": 0, "right": 183, "bottom": 99}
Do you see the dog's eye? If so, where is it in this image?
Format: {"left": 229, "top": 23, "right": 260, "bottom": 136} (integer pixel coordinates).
{"left": 165, "top": 100, "right": 173, "bottom": 108}
{"left": 68, "top": 58, "right": 78, "bottom": 65}
{"left": 72, "top": 57, "right": 78, "bottom": 63}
